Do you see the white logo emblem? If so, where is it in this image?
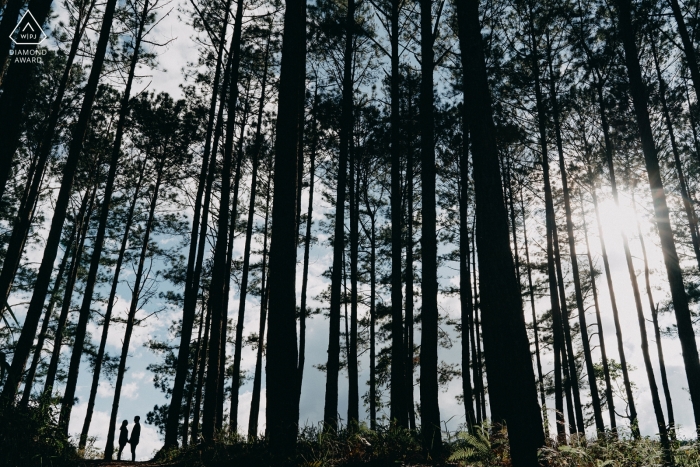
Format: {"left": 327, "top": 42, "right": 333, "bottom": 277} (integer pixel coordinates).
{"left": 11, "top": 10, "right": 47, "bottom": 46}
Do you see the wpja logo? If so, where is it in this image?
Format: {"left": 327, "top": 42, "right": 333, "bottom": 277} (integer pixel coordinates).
{"left": 10, "top": 10, "right": 48, "bottom": 64}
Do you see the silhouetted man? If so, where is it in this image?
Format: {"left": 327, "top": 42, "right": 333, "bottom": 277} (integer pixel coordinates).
{"left": 129, "top": 415, "right": 141, "bottom": 461}
{"left": 117, "top": 419, "right": 129, "bottom": 460}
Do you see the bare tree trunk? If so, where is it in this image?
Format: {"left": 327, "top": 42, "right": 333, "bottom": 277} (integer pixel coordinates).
{"left": 405, "top": 120, "right": 416, "bottom": 430}
{"left": 265, "top": 0, "right": 305, "bottom": 453}
{"left": 104, "top": 159, "right": 164, "bottom": 459}
{"left": 455, "top": 0, "right": 544, "bottom": 461}
{"left": 519, "top": 188, "right": 549, "bottom": 439}
{"left": 182, "top": 303, "right": 206, "bottom": 447}
{"left": 191, "top": 301, "right": 212, "bottom": 444}
{"left": 459, "top": 124, "right": 477, "bottom": 433}
{"left": 616, "top": 0, "right": 700, "bottom": 444}
{"left": 248, "top": 160, "right": 272, "bottom": 439}
{"left": 323, "top": 0, "right": 354, "bottom": 433}
{"left": 667, "top": 0, "right": 700, "bottom": 103}
{"left": 347, "top": 123, "right": 359, "bottom": 428}
{"left": 389, "top": 0, "right": 406, "bottom": 428}
{"left": 297, "top": 85, "right": 318, "bottom": 404}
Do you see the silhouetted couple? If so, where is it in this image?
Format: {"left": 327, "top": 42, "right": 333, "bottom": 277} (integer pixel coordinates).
{"left": 117, "top": 416, "right": 141, "bottom": 461}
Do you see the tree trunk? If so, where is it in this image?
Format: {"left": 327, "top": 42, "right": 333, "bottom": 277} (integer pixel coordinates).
{"left": 191, "top": 301, "right": 212, "bottom": 443}
{"left": 104, "top": 160, "right": 164, "bottom": 459}
{"left": 405, "top": 115, "right": 416, "bottom": 430}
{"left": 182, "top": 303, "right": 206, "bottom": 447}
{"left": 348, "top": 120, "right": 359, "bottom": 428}
{"left": 545, "top": 34, "right": 605, "bottom": 434}
{"left": 616, "top": 0, "right": 700, "bottom": 439}
{"left": 79, "top": 161, "right": 147, "bottom": 449}
{"left": 0, "top": 0, "right": 95, "bottom": 321}
{"left": 591, "top": 83, "right": 639, "bottom": 438}
{"left": 232, "top": 48, "right": 271, "bottom": 429}
{"left": 579, "top": 190, "right": 616, "bottom": 433}
{"left": 19, "top": 216, "right": 77, "bottom": 407}
{"left": 201, "top": 0, "right": 246, "bottom": 438}
{"left": 389, "top": 0, "right": 406, "bottom": 429}
{"left": 57, "top": 0, "right": 148, "bottom": 430}
{"left": 265, "top": 0, "right": 305, "bottom": 453}
{"left": 163, "top": 0, "right": 233, "bottom": 446}
{"left": 42, "top": 184, "right": 96, "bottom": 395}
{"left": 632, "top": 189, "right": 676, "bottom": 439}
{"left": 458, "top": 123, "right": 477, "bottom": 433}
{"left": 519, "top": 188, "right": 549, "bottom": 439}
{"left": 455, "top": 0, "right": 544, "bottom": 462}
{"left": 298, "top": 86, "right": 318, "bottom": 405}
{"left": 248, "top": 159, "right": 272, "bottom": 439}
{"left": 323, "top": 0, "right": 353, "bottom": 433}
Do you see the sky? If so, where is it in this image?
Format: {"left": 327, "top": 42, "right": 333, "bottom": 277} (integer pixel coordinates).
{"left": 6, "top": 0, "right": 700, "bottom": 460}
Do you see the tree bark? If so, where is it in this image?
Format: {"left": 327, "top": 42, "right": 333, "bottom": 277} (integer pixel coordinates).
{"left": 347, "top": 118, "right": 359, "bottom": 428}
{"left": 182, "top": 303, "right": 206, "bottom": 447}
{"left": 455, "top": 0, "right": 544, "bottom": 463}
{"left": 616, "top": 0, "right": 700, "bottom": 439}
{"left": 191, "top": 301, "right": 212, "bottom": 443}
{"left": 265, "top": 0, "right": 305, "bottom": 454}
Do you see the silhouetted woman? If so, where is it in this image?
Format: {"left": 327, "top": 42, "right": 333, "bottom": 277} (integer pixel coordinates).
{"left": 117, "top": 420, "right": 129, "bottom": 460}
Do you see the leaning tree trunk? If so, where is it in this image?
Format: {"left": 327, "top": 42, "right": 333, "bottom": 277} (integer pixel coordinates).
{"left": 578, "top": 190, "right": 616, "bottom": 433}
{"left": 19, "top": 214, "right": 77, "bottom": 407}
{"left": 323, "top": 0, "right": 354, "bottom": 433}
{"left": 43, "top": 184, "right": 96, "bottom": 395}
{"left": 104, "top": 159, "right": 164, "bottom": 459}
{"left": 79, "top": 162, "right": 147, "bottom": 449}
{"left": 58, "top": 0, "right": 148, "bottom": 430}
{"left": 163, "top": 0, "right": 233, "bottom": 446}
{"left": 545, "top": 35, "right": 605, "bottom": 433}
{"left": 615, "top": 0, "right": 700, "bottom": 439}
{"left": 265, "top": 0, "right": 305, "bottom": 454}
{"left": 632, "top": 189, "right": 676, "bottom": 438}
{"left": 667, "top": 0, "right": 700, "bottom": 106}
{"left": 455, "top": 0, "right": 544, "bottom": 463}
{"left": 591, "top": 83, "right": 638, "bottom": 439}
